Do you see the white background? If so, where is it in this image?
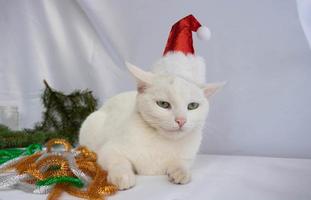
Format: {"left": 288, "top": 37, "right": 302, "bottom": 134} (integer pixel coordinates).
{"left": 0, "top": 0, "right": 310, "bottom": 158}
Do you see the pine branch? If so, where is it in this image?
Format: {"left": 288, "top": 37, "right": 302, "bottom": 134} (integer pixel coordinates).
{"left": 1, "top": 80, "right": 98, "bottom": 148}
{"left": 35, "top": 80, "right": 98, "bottom": 138}
{"left": 0, "top": 125, "right": 74, "bottom": 149}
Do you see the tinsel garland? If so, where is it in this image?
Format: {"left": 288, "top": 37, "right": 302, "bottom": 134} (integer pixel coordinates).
{"left": 0, "top": 139, "right": 118, "bottom": 200}
{"left": 0, "top": 143, "right": 42, "bottom": 164}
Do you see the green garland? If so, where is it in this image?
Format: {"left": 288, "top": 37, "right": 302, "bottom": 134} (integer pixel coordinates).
{"left": 0, "top": 80, "right": 98, "bottom": 149}
{"left": 0, "top": 125, "right": 73, "bottom": 149}
{"left": 34, "top": 80, "right": 98, "bottom": 137}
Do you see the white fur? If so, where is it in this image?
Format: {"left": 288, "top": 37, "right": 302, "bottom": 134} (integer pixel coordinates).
{"left": 152, "top": 52, "right": 206, "bottom": 84}
{"left": 79, "top": 53, "right": 223, "bottom": 190}
{"left": 197, "top": 26, "right": 211, "bottom": 41}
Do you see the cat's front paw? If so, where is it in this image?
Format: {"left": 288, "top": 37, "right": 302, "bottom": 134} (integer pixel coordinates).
{"left": 167, "top": 166, "right": 191, "bottom": 184}
{"left": 108, "top": 168, "right": 136, "bottom": 190}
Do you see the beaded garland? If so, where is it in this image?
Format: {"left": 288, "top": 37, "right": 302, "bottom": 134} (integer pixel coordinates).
{"left": 0, "top": 139, "right": 118, "bottom": 200}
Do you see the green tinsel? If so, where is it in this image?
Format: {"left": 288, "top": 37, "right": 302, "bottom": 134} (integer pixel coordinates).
{"left": 0, "top": 143, "right": 42, "bottom": 164}
{"left": 36, "top": 176, "right": 84, "bottom": 188}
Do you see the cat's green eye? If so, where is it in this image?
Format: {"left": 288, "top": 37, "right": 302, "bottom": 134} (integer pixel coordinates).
{"left": 188, "top": 102, "right": 199, "bottom": 110}
{"left": 156, "top": 101, "right": 171, "bottom": 109}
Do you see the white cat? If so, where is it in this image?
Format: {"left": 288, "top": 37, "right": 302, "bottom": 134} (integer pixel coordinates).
{"left": 79, "top": 53, "right": 224, "bottom": 190}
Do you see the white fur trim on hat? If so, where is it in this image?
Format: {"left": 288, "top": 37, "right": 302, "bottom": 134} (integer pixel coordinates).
{"left": 151, "top": 52, "right": 206, "bottom": 84}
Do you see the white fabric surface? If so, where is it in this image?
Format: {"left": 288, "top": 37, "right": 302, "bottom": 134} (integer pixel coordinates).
{"left": 297, "top": 0, "right": 311, "bottom": 49}
{"left": 112, "top": 0, "right": 311, "bottom": 158}
{"left": 0, "top": 0, "right": 129, "bottom": 129}
{"left": 1, "top": 154, "right": 311, "bottom": 200}
{"left": 1, "top": 0, "right": 311, "bottom": 158}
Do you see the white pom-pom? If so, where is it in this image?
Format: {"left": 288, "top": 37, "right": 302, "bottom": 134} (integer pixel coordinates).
{"left": 197, "top": 26, "right": 211, "bottom": 40}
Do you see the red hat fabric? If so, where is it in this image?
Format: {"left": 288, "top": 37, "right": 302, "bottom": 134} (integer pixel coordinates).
{"left": 163, "top": 15, "right": 210, "bottom": 56}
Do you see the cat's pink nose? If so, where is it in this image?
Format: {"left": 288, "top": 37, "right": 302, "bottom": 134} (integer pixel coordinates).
{"left": 175, "top": 117, "right": 186, "bottom": 128}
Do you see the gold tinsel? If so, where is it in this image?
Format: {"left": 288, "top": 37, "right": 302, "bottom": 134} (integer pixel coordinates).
{"left": 1, "top": 139, "right": 118, "bottom": 200}
{"left": 45, "top": 138, "right": 73, "bottom": 152}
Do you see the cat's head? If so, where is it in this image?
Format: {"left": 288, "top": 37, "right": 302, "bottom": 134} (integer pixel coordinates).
{"left": 126, "top": 62, "right": 224, "bottom": 140}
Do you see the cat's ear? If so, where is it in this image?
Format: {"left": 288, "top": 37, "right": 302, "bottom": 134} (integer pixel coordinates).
{"left": 126, "top": 62, "right": 154, "bottom": 93}
{"left": 202, "top": 82, "right": 226, "bottom": 99}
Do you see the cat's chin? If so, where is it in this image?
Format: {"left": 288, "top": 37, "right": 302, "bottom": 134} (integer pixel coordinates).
{"left": 157, "top": 127, "right": 188, "bottom": 140}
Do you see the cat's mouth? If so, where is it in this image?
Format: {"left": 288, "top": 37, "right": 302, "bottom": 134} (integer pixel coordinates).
{"left": 157, "top": 126, "right": 189, "bottom": 139}
{"left": 161, "top": 127, "right": 184, "bottom": 133}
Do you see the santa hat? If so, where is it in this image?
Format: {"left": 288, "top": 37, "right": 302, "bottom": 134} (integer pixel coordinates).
{"left": 127, "top": 15, "right": 224, "bottom": 94}
{"left": 163, "top": 14, "right": 211, "bottom": 55}
{"left": 151, "top": 15, "right": 210, "bottom": 84}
